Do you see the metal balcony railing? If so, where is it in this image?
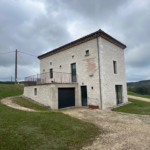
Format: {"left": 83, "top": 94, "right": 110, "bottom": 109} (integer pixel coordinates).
{"left": 24, "top": 71, "right": 77, "bottom": 86}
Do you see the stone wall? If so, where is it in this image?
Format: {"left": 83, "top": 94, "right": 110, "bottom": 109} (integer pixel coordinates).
{"left": 24, "top": 83, "right": 78, "bottom": 110}
{"left": 99, "top": 37, "right": 128, "bottom": 109}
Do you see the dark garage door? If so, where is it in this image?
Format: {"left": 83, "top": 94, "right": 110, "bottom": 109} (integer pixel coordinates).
{"left": 58, "top": 88, "right": 75, "bottom": 109}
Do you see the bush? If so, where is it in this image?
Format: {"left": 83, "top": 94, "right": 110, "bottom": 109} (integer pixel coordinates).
{"left": 133, "top": 86, "right": 149, "bottom": 95}
{"left": 127, "top": 86, "right": 132, "bottom": 91}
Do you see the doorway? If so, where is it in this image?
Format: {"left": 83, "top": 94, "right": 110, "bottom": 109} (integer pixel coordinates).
{"left": 115, "top": 85, "right": 123, "bottom": 105}
{"left": 58, "top": 88, "right": 75, "bottom": 109}
{"left": 81, "top": 86, "right": 87, "bottom": 106}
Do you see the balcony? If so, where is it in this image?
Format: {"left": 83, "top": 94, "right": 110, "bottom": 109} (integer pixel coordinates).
{"left": 24, "top": 71, "right": 77, "bottom": 86}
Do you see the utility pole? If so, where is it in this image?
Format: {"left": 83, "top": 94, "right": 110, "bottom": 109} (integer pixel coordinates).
{"left": 11, "top": 76, "right": 12, "bottom": 84}
{"left": 15, "top": 49, "right": 17, "bottom": 84}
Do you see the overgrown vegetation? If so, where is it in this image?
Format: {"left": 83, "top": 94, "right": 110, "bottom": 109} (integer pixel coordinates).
{"left": 0, "top": 84, "right": 100, "bottom": 150}
{"left": 0, "top": 84, "right": 23, "bottom": 99}
{"left": 127, "top": 86, "right": 150, "bottom": 95}
{"left": 112, "top": 98, "right": 150, "bottom": 115}
{"left": 12, "top": 97, "right": 49, "bottom": 111}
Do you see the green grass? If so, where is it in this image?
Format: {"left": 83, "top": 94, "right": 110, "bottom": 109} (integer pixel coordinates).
{"left": 127, "top": 91, "right": 150, "bottom": 99}
{"left": 0, "top": 85, "right": 100, "bottom": 150}
{"left": 0, "top": 84, "right": 23, "bottom": 99}
{"left": 112, "top": 98, "right": 150, "bottom": 115}
{"left": 12, "top": 97, "right": 49, "bottom": 111}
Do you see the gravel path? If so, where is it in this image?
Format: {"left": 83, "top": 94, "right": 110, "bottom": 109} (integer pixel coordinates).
{"left": 63, "top": 108, "right": 150, "bottom": 150}
{"left": 128, "top": 95, "right": 150, "bottom": 102}
{"left": 1, "top": 97, "right": 36, "bottom": 112}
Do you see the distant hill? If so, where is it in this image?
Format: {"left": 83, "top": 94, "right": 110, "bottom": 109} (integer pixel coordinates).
{"left": 127, "top": 80, "right": 150, "bottom": 90}
{"left": 0, "top": 81, "right": 15, "bottom": 84}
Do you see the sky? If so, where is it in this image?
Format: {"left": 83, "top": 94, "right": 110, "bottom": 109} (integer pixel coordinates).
{"left": 0, "top": 0, "right": 150, "bottom": 82}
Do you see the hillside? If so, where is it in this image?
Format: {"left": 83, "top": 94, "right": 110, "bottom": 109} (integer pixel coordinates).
{"left": 127, "top": 80, "right": 150, "bottom": 90}
{"left": 0, "top": 84, "right": 23, "bottom": 99}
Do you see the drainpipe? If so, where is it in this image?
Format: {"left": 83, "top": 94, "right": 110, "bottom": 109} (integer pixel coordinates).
{"left": 95, "top": 33, "right": 103, "bottom": 109}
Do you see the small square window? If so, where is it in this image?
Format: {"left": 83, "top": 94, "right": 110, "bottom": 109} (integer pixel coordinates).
{"left": 113, "top": 61, "right": 117, "bottom": 74}
{"left": 50, "top": 62, "right": 52, "bottom": 65}
{"left": 34, "top": 88, "right": 37, "bottom": 95}
{"left": 43, "top": 69, "right": 45, "bottom": 73}
{"left": 86, "top": 50, "right": 89, "bottom": 55}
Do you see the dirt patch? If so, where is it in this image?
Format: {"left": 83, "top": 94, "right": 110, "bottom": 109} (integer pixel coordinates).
{"left": 63, "top": 108, "right": 150, "bottom": 150}
{"left": 1, "top": 97, "right": 36, "bottom": 112}
{"left": 128, "top": 95, "right": 150, "bottom": 102}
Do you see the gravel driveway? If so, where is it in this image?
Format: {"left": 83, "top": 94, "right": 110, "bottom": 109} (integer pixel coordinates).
{"left": 63, "top": 108, "right": 150, "bottom": 150}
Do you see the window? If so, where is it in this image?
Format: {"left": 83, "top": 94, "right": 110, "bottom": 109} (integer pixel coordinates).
{"left": 85, "top": 50, "right": 89, "bottom": 55}
{"left": 50, "top": 69, "right": 53, "bottom": 78}
{"left": 71, "top": 63, "right": 76, "bottom": 82}
{"left": 115, "top": 85, "right": 122, "bottom": 104}
{"left": 113, "top": 61, "right": 117, "bottom": 74}
{"left": 50, "top": 62, "right": 52, "bottom": 65}
{"left": 43, "top": 69, "right": 45, "bottom": 73}
{"left": 34, "top": 88, "right": 37, "bottom": 95}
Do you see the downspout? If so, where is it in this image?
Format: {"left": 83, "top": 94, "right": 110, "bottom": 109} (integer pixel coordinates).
{"left": 95, "top": 33, "right": 103, "bottom": 109}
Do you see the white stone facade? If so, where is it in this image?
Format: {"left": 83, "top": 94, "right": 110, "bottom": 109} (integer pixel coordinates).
{"left": 40, "top": 38, "right": 100, "bottom": 107}
{"left": 99, "top": 37, "right": 127, "bottom": 109}
{"left": 23, "top": 36, "right": 127, "bottom": 109}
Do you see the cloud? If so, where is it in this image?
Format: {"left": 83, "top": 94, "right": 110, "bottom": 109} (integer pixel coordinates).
{"left": 0, "top": 0, "right": 150, "bottom": 82}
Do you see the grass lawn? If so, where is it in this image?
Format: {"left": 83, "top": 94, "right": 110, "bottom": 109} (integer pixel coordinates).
{"left": 112, "top": 98, "right": 150, "bottom": 115}
{"left": 128, "top": 91, "right": 150, "bottom": 99}
{"left": 0, "top": 84, "right": 23, "bottom": 99}
{"left": 0, "top": 84, "right": 100, "bottom": 150}
{"left": 12, "top": 97, "right": 49, "bottom": 111}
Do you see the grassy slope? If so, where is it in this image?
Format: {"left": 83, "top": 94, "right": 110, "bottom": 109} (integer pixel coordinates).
{"left": 128, "top": 91, "right": 150, "bottom": 99}
{"left": 112, "top": 98, "right": 150, "bottom": 115}
{"left": 0, "top": 84, "right": 100, "bottom": 150}
{"left": 0, "top": 84, "right": 23, "bottom": 99}
{"left": 12, "top": 97, "right": 49, "bottom": 111}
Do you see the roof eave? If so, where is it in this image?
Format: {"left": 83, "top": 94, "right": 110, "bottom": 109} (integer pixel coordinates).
{"left": 38, "top": 30, "right": 126, "bottom": 60}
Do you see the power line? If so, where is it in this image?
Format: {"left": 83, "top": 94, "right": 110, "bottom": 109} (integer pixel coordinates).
{"left": 0, "top": 51, "right": 15, "bottom": 55}
{"left": 18, "top": 53, "right": 37, "bottom": 74}
{"left": 18, "top": 51, "right": 37, "bottom": 57}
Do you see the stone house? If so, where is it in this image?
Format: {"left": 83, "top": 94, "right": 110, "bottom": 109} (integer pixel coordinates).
{"left": 23, "top": 29, "right": 127, "bottom": 110}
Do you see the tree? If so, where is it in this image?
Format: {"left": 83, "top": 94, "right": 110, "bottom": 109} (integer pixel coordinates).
{"left": 127, "top": 86, "right": 132, "bottom": 91}
{"left": 134, "top": 86, "right": 149, "bottom": 95}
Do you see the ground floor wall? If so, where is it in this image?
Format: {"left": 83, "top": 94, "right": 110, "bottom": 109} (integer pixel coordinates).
{"left": 23, "top": 82, "right": 127, "bottom": 110}
{"left": 23, "top": 83, "right": 79, "bottom": 110}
